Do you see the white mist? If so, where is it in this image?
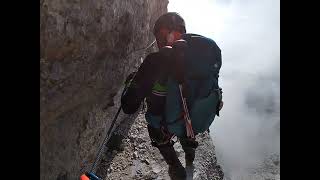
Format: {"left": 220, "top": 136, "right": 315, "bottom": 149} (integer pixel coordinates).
{"left": 168, "top": 0, "right": 280, "bottom": 179}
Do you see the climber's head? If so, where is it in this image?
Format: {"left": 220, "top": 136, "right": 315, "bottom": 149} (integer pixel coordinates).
{"left": 153, "top": 12, "right": 186, "bottom": 48}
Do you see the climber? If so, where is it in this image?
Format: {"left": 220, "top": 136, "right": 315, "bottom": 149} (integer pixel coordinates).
{"left": 121, "top": 12, "right": 223, "bottom": 180}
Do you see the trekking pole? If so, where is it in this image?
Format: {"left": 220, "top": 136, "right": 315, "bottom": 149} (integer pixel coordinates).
{"left": 178, "top": 84, "right": 195, "bottom": 139}
{"left": 92, "top": 105, "right": 122, "bottom": 171}
{"left": 79, "top": 104, "right": 122, "bottom": 180}
{"left": 80, "top": 73, "right": 136, "bottom": 180}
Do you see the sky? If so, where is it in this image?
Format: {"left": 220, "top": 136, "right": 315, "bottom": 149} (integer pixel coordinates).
{"left": 168, "top": 0, "right": 280, "bottom": 179}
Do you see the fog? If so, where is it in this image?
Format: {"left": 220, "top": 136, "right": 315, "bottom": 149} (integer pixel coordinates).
{"left": 168, "top": 0, "right": 280, "bottom": 179}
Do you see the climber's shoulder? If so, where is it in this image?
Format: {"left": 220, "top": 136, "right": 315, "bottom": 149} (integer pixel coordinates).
{"left": 143, "top": 49, "right": 172, "bottom": 68}
{"left": 139, "top": 52, "right": 161, "bottom": 70}
{"left": 144, "top": 52, "right": 161, "bottom": 63}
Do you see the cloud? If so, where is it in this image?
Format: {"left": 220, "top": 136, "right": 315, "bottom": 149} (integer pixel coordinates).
{"left": 169, "top": 0, "right": 280, "bottom": 178}
{"left": 211, "top": 0, "right": 280, "bottom": 178}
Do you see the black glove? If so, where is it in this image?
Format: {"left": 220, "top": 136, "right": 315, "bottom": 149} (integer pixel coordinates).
{"left": 121, "top": 86, "right": 141, "bottom": 114}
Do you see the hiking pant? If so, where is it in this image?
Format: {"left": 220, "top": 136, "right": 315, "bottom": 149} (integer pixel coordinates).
{"left": 147, "top": 124, "right": 196, "bottom": 165}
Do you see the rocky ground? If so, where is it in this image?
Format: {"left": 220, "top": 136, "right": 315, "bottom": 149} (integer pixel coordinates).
{"left": 94, "top": 110, "right": 224, "bottom": 180}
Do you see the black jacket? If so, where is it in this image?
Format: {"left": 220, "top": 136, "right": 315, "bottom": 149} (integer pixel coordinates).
{"left": 121, "top": 47, "right": 173, "bottom": 114}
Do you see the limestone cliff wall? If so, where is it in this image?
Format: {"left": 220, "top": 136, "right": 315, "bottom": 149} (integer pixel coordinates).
{"left": 40, "top": 0, "right": 168, "bottom": 179}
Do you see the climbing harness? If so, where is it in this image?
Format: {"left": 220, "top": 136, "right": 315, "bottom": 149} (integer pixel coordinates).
{"left": 149, "top": 120, "right": 176, "bottom": 148}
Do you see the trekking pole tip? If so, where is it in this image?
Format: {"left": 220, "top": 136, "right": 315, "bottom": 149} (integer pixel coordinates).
{"left": 80, "top": 174, "right": 90, "bottom": 180}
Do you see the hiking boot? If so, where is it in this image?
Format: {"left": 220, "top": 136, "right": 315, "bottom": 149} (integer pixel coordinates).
{"left": 179, "top": 138, "right": 196, "bottom": 166}
{"left": 157, "top": 144, "right": 186, "bottom": 179}
{"left": 185, "top": 154, "right": 194, "bottom": 166}
{"left": 169, "top": 164, "right": 186, "bottom": 180}
{"left": 185, "top": 149, "right": 195, "bottom": 166}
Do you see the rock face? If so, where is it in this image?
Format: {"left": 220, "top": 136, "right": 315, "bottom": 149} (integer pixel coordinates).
{"left": 40, "top": 0, "right": 168, "bottom": 179}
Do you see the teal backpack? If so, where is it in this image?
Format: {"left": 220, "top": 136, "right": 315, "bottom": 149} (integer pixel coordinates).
{"left": 164, "top": 33, "right": 222, "bottom": 137}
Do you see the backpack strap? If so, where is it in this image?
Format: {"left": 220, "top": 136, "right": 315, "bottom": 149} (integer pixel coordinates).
{"left": 178, "top": 84, "right": 195, "bottom": 139}
{"left": 172, "top": 39, "right": 196, "bottom": 139}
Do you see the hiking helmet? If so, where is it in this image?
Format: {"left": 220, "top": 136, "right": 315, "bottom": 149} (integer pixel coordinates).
{"left": 153, "top": 12, "right": 186, "bottom": 36}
